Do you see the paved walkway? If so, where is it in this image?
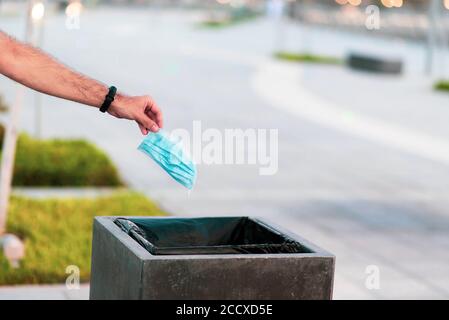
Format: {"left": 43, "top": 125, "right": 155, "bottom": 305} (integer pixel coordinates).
{"left": 1, "top": 8, "right": 449, "bottom": 299}
{"left": 11, "top": 187, "right": 121, "bottom": 198}
{"left": 0, "top": 284, "right": 89, "bottom": 300}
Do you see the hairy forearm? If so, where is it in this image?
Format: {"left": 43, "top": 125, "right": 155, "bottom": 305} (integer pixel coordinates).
{"left": 0, "top": 31, "right": 163, "bottom": 135}
{"left": 0, "top": 31, "right": 109, "bottom": 108}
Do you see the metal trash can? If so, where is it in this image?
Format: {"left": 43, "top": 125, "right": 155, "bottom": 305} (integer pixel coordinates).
{"left": 90, "top": 216, "right": 335, "bottom": 300}
{"left": 347, "top": 53, "right": 403, "bottom": 74}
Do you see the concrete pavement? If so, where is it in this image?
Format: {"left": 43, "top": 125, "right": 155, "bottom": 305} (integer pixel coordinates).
{"left": 0, "top": 284, "right": 89, "bottom": 300}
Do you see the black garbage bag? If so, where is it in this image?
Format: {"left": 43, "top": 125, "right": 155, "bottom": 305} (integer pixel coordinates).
{"left": 114, "top": 217, "right": 311, "bottom": 255}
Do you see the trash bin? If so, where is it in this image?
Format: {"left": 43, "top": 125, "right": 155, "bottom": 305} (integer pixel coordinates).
{"left": 347, "top": 53, "right": 403, "bottom": 74}
{"left": 90, "top": 216, "right": 335, "bottom": 300}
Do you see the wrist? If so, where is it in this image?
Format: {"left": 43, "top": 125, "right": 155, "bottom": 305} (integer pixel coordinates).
{"left": 107, "top": 92, "right": 131, "bottom": 118}
{"left": 110, "top": 92, "right": 125, "bottom": 109}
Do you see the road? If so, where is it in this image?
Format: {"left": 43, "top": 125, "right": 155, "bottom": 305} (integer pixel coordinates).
{"left": 1, "top": 7, "right": 449, "bottom": 299}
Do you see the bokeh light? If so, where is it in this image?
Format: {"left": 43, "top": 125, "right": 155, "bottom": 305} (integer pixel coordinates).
{"left": 31, "top": 2, "right": 45, "bottom": 21}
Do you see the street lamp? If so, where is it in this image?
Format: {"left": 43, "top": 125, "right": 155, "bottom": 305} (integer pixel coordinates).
{"left": 30, "top": 1, "right": 46, "bottom": 139}
{"left": 267, "top": 0, "right": 286, "bottom": 51}
{"left": 0, "top": 0, "right": 45, "bottom": 267}
{"left": 425, "top": 0, "right": 448, "bottom": 77}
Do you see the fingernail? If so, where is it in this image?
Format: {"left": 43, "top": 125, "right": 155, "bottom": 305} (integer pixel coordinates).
{"left": 151, "top": 124, "right": 159, "bottom": 132}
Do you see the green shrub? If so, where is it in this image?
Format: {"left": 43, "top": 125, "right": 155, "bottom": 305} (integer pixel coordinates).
{"left": 0, "top": 95, "right": 7, "bottom": 148}
{"left": 434, "top": 80, "right": 449, "bottom": 92}
{"left": 7, "top": 134, "right": 123, "bottom": 186}
{"left": 274, "top": 51, "right": 342, "bottom": 65}
{"left": 200, "top": 9, "right": 260, "bottom": 29}
{"left": 0, "top": 95, "right": 8, "bottom": 113}
{"left": 0, "top": 191, "right": 166, "bottom": 285}
{"left": 201, "top": 20, "right": 232, "bottom": 28}
{"left": 0, "top": 123, "right": 4, "bottom": 149}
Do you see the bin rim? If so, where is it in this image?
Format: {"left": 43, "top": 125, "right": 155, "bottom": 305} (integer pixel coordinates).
{"left": 94, "top": 216, "right": 335, "bottom": 260}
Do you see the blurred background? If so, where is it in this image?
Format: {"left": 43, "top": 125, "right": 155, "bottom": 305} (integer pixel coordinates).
{"left": 1, "top": 0, "right": 449, "bottom": 299}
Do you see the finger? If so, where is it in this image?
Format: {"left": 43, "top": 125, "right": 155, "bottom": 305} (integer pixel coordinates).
{"left": 138, "top": 114, "right": 159, "bottom": 133}
{"left": 146, "top": 99, "right": 163, "bottom": 128}
{"left": 145, "top": 110, "right": 164, "bottom": 131}
{"left": 145, "top": 109, "right": 158, "bottom": 123}
{"left": 138, "top": 122, "right": 148, "bottom": 135}
{"left": 152, "top": 104, "right": 164, "bottom": 128}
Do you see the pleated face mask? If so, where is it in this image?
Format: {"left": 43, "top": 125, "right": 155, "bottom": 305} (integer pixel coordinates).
{"left": 138, "top": 130, "right": 197, "bottom": 189}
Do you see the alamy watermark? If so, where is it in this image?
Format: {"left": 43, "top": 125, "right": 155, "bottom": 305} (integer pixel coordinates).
{"left": 365, "top": 5, "right": 380, "bottom": 31}
{"left": 167, "top": 121, "right": 279, "bottom": 176}
{"left": 65, "top": 265, "right": 80, "bottom": 290}
{"left": 365, "top": 265, "right": 380, "bottom": 290}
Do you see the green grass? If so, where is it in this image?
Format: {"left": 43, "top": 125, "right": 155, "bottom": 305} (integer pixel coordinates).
{"left": 274, "top": 52, "right": 342, "bottom": 65}
{"left": 0, "top": 133, "right": 123, "bottom": 187}
{"left": 0, "top": 191, "right": 166, "bottom": 285}
{"left": 0, "top": 96, "right": 8, "bottom": 113}
{"left": 201, "top": 20, "right": 234, "bottom": 28}
{"left": 434, "top": 80, "right": 449, "bottom": 92}
{"left": 0, "top": 124, "right": 4, "bottom": 149}
{"left": 200, "top": 12, "right": 260, "bottom": 29}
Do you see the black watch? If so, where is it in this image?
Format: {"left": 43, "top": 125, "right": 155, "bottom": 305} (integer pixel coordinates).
{"left": 99, "top": 86, "right": 117, "bottom": 113}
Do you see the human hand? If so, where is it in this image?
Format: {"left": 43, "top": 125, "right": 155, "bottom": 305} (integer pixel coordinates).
{"left": 108, "top": 94, "right": 163, "bottom": 135}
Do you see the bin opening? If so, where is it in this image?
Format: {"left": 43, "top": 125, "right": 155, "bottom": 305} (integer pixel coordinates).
{"left": 114, "top": 217, "right": 312, "bottom": 255}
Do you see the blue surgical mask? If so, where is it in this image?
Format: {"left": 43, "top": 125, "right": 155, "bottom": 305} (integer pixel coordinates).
{"left": 138, "top": 130, "right": 197, "bottom": 189}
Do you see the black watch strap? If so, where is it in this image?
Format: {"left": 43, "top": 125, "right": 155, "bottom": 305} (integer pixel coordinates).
{"left": 100, "top": 86, "right": 117, "bottom": 113}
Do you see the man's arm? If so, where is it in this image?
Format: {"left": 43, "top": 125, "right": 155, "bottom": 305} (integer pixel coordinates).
{"left": 0, "top": 31, "right": 162, "bottom": 134}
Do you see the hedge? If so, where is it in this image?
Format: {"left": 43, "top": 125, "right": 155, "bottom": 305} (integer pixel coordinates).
{"left": 434, "top": 80, "right": 449, "bottom": 92}
{"left": 274, "top": 51, "right": 342, "bottom": 65}
{"left": 0, "top": 133, "right": 123, "bottom": 186}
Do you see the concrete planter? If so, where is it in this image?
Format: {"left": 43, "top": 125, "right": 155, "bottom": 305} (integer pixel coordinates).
{"left": 90, "top": 216, "right": 335, "bottom": 300}
{"left": 347, "top": 53, "right": 403, "bottom": 74}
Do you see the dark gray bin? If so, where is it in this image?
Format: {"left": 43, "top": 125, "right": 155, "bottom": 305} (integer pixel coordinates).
{"left": 347, "top": 53, "right": 403, "bottom": 74}
{"left": 90, "top": 216, "right": 335, "bottom": 300}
